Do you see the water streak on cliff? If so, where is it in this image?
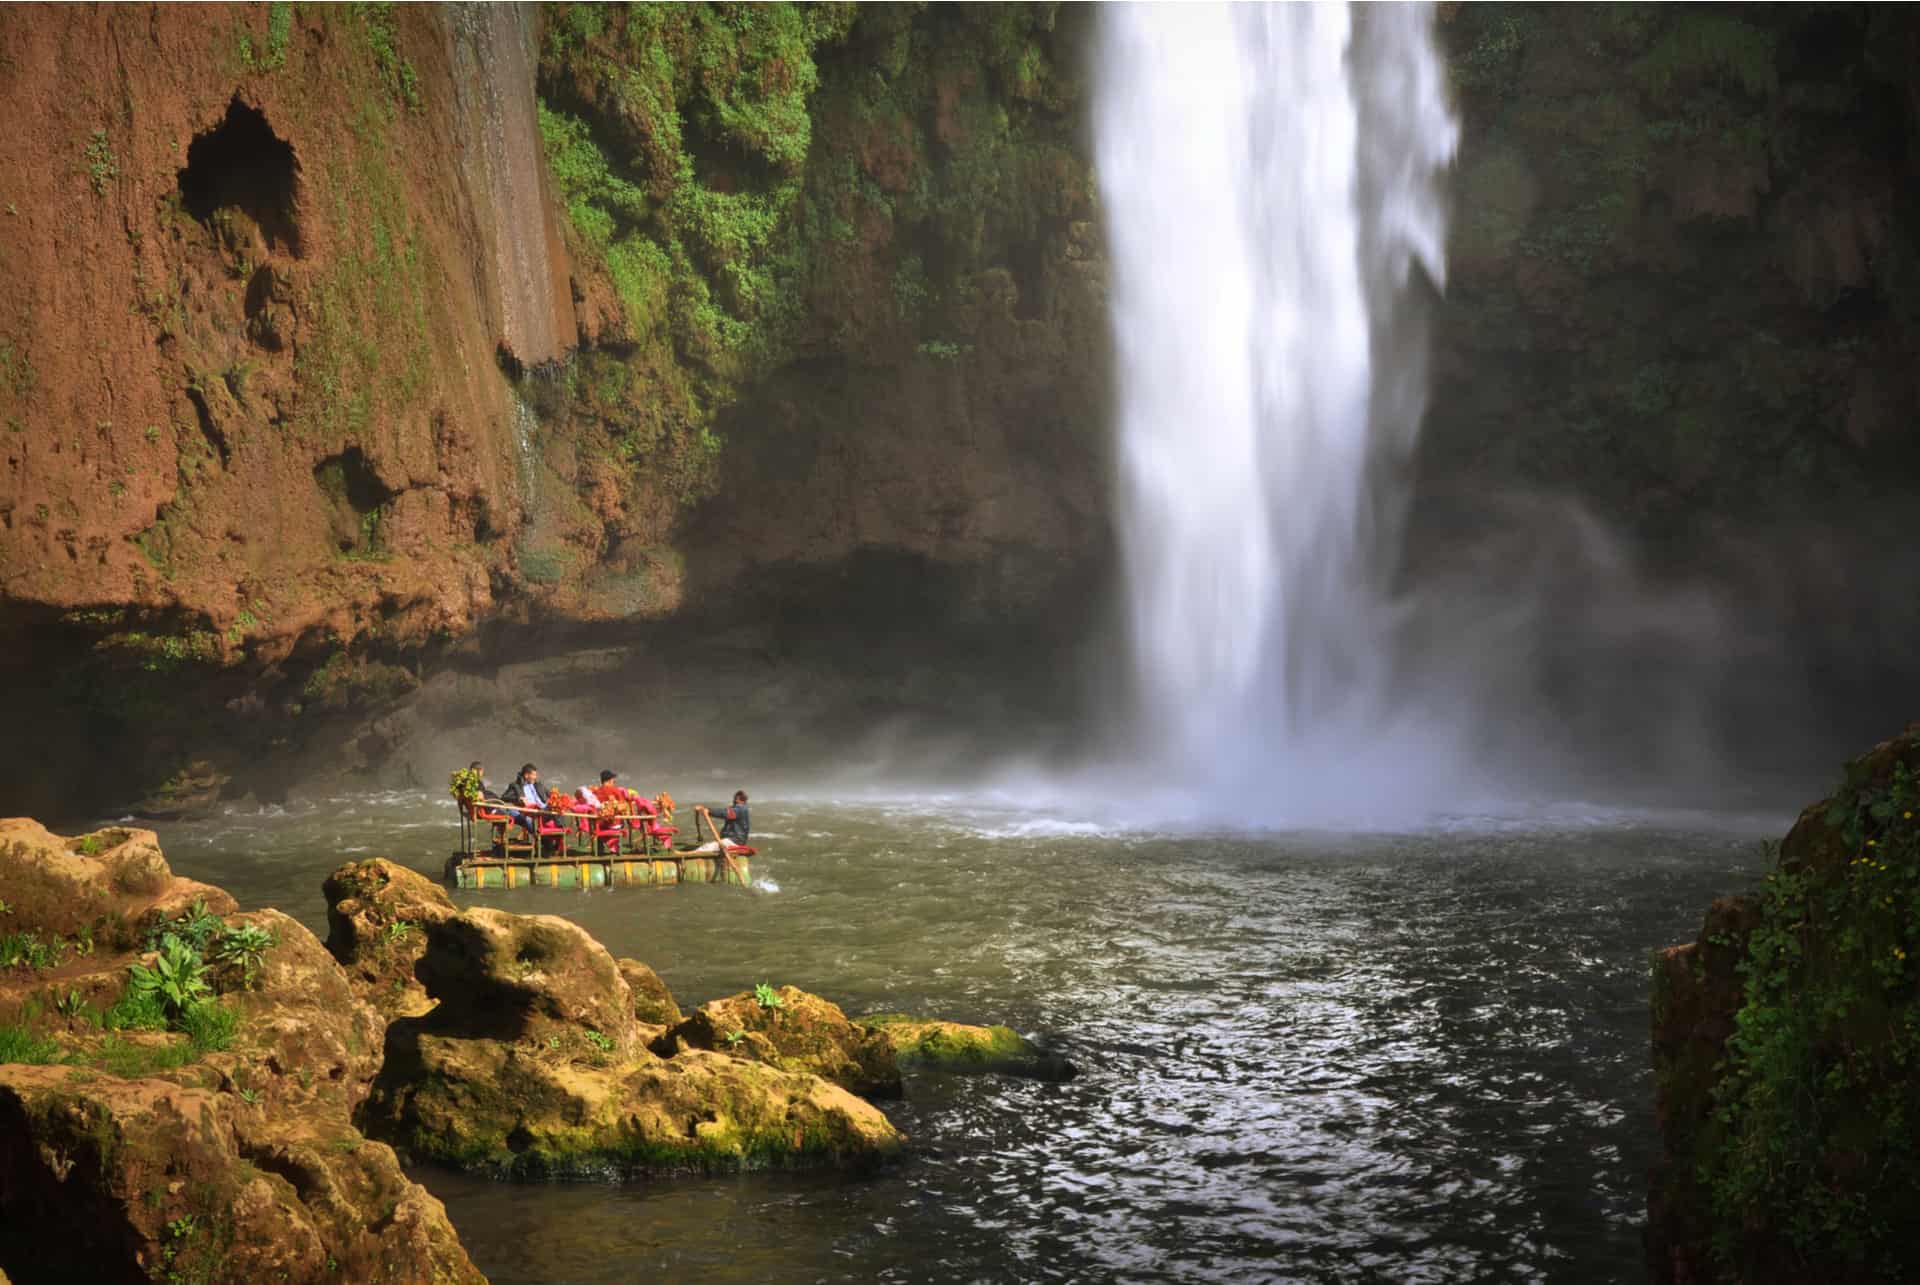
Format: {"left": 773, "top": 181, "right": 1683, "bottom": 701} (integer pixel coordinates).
{"left": 1096, "top": 3, "right": 1456, "bottom": 816}
{"left": 446, "top": 2, "right": 575, "bottom": 371}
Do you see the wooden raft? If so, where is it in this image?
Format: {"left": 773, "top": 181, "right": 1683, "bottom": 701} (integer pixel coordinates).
{"left": 445, "top": 851, "right": 751, "bottom": 890}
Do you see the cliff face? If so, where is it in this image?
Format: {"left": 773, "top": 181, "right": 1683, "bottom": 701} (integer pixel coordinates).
{"left": 0, "top": 4, "right": 536, "bottom": 663}
{"left": 0, "top": 3, "right": 1104, "bottom": 815}
{"left": 1431, "top": 4, "right": 1920, "bottom": 542}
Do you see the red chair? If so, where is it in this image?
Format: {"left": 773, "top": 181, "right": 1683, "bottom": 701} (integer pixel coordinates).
{"left": 465, "top": 800, "right": 530, "bottom": 857}
{"left": 532, "top": 810, "right": 570, "bottom": 857}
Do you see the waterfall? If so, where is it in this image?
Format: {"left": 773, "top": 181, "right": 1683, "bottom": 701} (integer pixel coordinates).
{"left": 1096, "top": 3, "right": 1458, "bottom": 817}
{"left": 510, "top": 393, "right": 540, "bottom": 505}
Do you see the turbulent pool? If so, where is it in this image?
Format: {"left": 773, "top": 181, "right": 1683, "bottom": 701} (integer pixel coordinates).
{"left": 127, "top": 789, "right": 1778, "bottom": 1283}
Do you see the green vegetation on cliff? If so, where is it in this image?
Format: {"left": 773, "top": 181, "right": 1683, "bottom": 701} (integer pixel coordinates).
{"left": 1653, "top": 729, "right": 1920, "bottom": 1281}
{"left": 1436, "top": 4, "right": 1920, "bottom": 540}
{"left": 530, "top": 1, "right": 1090, "bottom": 500}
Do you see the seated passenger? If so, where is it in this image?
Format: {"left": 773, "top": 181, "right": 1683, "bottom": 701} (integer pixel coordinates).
{"left": 502, "top": 763, "right": 548, "bottom": 836}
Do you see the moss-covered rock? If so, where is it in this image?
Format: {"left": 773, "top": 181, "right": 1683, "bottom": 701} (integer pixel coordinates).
{"left": 322, "top": 858, "right": 457, "bottom": 1019}
{"left": 1648, "top": 724, "right": 1920, "bottom": 1283}
{"left": 0, "top": 824, "right": 480, "bottom": 1283}
{"left": 0, "top": 818, "right": 235, "bottom": 946}
{"left": 362, "top": 1030, "right": 897, "bottom": 1179}
{"left": 616, "top": 957, "right": 683, "bottom": 1029}
{"left": 859, "top": 1013, "right": 1075, "bottom": 1081}
{"left": 662, "top": 986, "right": 901, "bottom": 1100}
{"left": 355, "top": 900, "right": 901, "bottom": 1176}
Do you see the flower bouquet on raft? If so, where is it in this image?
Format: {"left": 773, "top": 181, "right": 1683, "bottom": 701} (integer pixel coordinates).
{"left": 448, "top": 767, "right": 483, "bottom": 804}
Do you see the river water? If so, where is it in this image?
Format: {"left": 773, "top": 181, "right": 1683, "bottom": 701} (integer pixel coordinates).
{"left": 133, "top": 790, "right": 1777, "bottom": 1283}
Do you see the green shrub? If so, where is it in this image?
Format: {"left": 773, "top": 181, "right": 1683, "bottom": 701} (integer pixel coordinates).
{"left": 213, "top": 923, "right": 275, "bottom": 988}
{"left": 0, "top": 931, "right": 57, "bottom": 970}
{"left": 128, "top": 935, "right": 213, "bottom": 1017}
{"left": 1700, "top": 754, "right": 1920, "bottom": 1277}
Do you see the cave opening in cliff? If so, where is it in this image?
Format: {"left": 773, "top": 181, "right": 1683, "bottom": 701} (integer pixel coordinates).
{"left": 177, "top": 97, "right": 301, "bottom": 256}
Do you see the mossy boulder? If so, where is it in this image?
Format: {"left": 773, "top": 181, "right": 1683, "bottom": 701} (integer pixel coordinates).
{"left": 616, "top": 957, "right": 683, "bottom": 1029}
{"left": 356, "top": 906, "right": 900, "bottom": 1176}
{"left": 361, "top": 1031, "right": 898, "bottom": 1179}
{"left": 662, "top": 986, "right": 902, "bottom": 1100}
{"left": 322, "top": 858, "right": 457, "bottom": 1019}
{"left": 0, "top": 1067, "right": 481, "bottom": 1285}
{"left": 1648, "top": 723, "right": 1920, "bottom": 1283}
{"left": 859, "top": 1013, "right": 1076, "bottom": 1081}
{"left": 0, "top": 825, "right": 481, "bottom": 1284}
{"left": 0, "top": 818, "right": 236, "bottom": 945}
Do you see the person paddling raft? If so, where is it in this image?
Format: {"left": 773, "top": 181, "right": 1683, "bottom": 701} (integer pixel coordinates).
{"left": 695, "top": 791, "right": 750, "bottom": 848}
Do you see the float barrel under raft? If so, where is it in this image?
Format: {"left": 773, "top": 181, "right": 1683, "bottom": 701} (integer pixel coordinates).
{"left": 446, "top": 852, "right": 752, "bottom": 890}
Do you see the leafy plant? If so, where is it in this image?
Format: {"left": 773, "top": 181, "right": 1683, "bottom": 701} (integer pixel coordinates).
{"left": 129, "top": 934, "right": 213, "bottom": 1018}
{"left": 722, "top": 1029, "right": 746, "bottom": 1049}
{"left": 52, "top": 988, "right": 86, "bottom": 1020}
{"left": 0, "top": 931, "right": 56, "bottom": 970}
{"left": 584, "top": 1029, "right": 614, "bottom": 1052}
{"left": 448, "top": 767, "right": 483, "bottom": 804}
{"left": 83, "top": 129, "right": 118, "bottom": 196}
{"left": 237, "top": 1086, "right": 261, "bottom": 1106}
{"left": 213, "top": 923, "right": 275, "bottom": 987}
{"left": 147, "top": 899, "right": 225, "bottom": 954}
{"left": 382, "top": 920, "right": 416, "bottom": 947}
{"left": 753, "top": 982, "right": 785, "bottom": 1011}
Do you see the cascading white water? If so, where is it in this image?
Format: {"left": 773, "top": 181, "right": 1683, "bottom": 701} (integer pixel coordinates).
{"left": 1096, "top": 3, "right": 1458, "bottom": 818}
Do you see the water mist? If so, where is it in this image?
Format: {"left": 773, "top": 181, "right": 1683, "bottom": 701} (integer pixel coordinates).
{"left": 1096, "top": 4, "right": 1460, "bottom": 820}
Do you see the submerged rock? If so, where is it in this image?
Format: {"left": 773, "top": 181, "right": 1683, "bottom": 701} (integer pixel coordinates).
{"left": 340, "top": 870, "right": 901, "bottom": 1177}
{"left": 0, "top": 824, "right": 480, "bottom": 1284}
{"left": 859, "top": 1014, "right": 1077, "bottom": 1081}
{"left": 1648, "top": 724, "right": 1920, "bottom": 1283}
{"left": 661, "top": 986, "right": 903, "bottom": 1100}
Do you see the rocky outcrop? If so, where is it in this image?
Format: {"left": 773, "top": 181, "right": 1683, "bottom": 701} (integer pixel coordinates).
{"left": 1433, "top": 6, "right": 1920, "bottom": 540}
{"left": 322, "top": 857, "right": 458, "bottom": 1019}
{"left": 661, "top": 986, "right": 903, "bottom": 1100}
{"left": 334, "top": 870, "right": 901, "bottom": 1177}
{"left": 0, "top": 818, "right": 235, "bottom": 944}
{"left": 0, "top": 824, "right": 480, "bottom": 1284}
{"left": 1648, "top": 725, "right": 1920, "bottom": 1283}
{"left": 860, "top": 1013, "right": 1077, "bottom": 1082}
{"left": 616, "top": 957, "right": 683, "bottom": 1031}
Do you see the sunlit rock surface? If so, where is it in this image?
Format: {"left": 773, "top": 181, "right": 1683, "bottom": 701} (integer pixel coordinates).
{"left": 661, "top": 985, "right": 904, "bottom": 1100}
{"left": 332, "top": 865, "right": 901, "bottom": 1177}
{"left": 861, "top": 1013, "right": 1077, "bottom": 1082}
{"left": 0, "top": 824, "right": 480, "bottom": 1284}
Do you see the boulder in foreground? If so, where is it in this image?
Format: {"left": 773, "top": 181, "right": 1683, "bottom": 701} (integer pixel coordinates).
{"left": 0, "top": 824, "right": 481, "bottom": 1285}
{"left": 329, "top": 864, "right": 902, "bottom": 1177}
